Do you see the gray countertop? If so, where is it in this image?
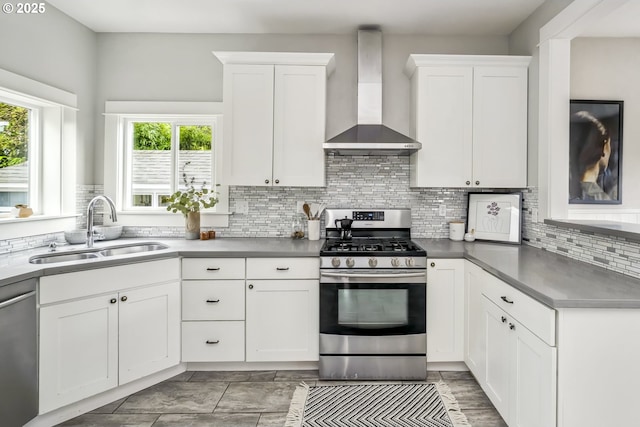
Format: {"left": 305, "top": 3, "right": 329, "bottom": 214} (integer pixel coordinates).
{"left": 545, "top": 219, "right": 640, "bottom": 243}
{"left": 2, "top": 236, "right": 640, "bottom": 309}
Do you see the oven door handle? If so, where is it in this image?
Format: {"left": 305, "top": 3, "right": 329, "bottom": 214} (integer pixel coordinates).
{"left": 320, "top": 271, "right": 425, "bottom": 279}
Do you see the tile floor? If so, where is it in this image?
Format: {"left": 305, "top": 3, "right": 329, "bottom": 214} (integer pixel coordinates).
{"left": 58, "top": 370, "right": 507, "bottom": 427}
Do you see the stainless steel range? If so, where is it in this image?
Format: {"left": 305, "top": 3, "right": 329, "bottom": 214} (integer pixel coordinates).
{"left": 319, "top": 208, "right": 427, "bottom": 380}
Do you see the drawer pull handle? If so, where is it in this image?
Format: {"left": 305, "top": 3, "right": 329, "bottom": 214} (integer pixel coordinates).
{"left": 206, "top": 299, "right": 220, "bottom": 303}
{"left": 276, "top": 267, "right": 290, "bottom": 271}
{"left": 206, "top": 267, "right": 221, "bottom": 271}
{"left": 500, "top": 296, "right": 514, "bottom": 304}
{"left": 206, "top": 340, "right": 220, "bottom": 345}
{"left": 501, "top": 316, "right": 507, "bottom": 323}
{"left": 509, "top": 323, "right": 516, "bottom": 331}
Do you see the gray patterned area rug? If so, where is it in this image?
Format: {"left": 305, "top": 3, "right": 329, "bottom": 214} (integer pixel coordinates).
{"left": 285, "top": 382, "right": 471, "bottom": 427}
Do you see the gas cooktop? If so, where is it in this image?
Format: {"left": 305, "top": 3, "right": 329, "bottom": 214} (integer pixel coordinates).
{"left": 321, "top": 238, "right": 426, "bottom": 256}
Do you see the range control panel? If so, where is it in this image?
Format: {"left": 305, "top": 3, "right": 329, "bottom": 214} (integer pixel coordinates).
{"left": 353, "top": 211, "right": 385, "bottom": 221}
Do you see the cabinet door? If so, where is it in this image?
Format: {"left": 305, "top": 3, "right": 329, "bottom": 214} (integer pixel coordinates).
{"left": 246, "top": 279, "right": 319, "bottom": 362}
{"left": 510, "top": 318, "right": 557, "bottom": 427}
{"left": 464, "top": 261, "right": 486, "bottom": 381}
{"left": 411, "top": 66, "right": 473, "bottom": 188}
{"left": 273, "top": 65, "right": 326, "bottom": 187}
{"left": 427, "top": 259, "right": 465, "bottom": 362}
{"left": 39, "top": 294, "right": 118, "bottom": 413}
{"left": 223, "top": 64, "right": 274, "bottom": 186}
{"left": 119, "top": 282, "right": 181, "bottom": 385}
{"left": 472, "top": 66, "right": 528, "bottom": 188}
{"left": 482, "top": 296, "right": 511, "bottom": 420}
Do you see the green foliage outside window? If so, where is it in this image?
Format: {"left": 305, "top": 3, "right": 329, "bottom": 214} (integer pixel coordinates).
{"left": 0, "top": 102, "right": 29, "bottom": 168}
{"left": 133, "top": 123, "right": 212, "bottom": 151}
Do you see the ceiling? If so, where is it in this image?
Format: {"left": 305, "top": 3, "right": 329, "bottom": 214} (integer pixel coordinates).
{"left": 47, "top": 0, "right": 548, "bottom": 35}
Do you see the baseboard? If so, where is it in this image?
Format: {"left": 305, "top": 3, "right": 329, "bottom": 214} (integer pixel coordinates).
{"left": 25, "top": 364, "right": 186, "bottom": 427}
{"left": 427, "top": 361, "right": 468, "bottom": 371}
{"left": 186, "top": 361, "right": 319, "bottom": 371}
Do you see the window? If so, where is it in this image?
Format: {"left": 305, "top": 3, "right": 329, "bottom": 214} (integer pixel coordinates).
{"left": 103, "top": 101, "right": 228, "bottom": 228}
{"left": 125, "top": 120, "right": 214, "bottom": 210}
{"left": 0, "top": 99, "right": 37, "bottom": 213}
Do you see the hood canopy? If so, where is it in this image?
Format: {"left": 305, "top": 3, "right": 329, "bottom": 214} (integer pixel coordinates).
{"left": 324, "top": 27, "right": 421, "bottom": 155}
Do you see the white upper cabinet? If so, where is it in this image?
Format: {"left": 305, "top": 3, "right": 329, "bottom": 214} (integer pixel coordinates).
{"left": 214, "top": 52, "right": 335, "bottom": 187}
{"left": 405, "top": 55, "right": 530, "bottom": 188}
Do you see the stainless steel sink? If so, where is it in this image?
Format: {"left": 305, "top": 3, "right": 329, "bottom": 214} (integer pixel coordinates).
{"left": 29, "top": 251, "right": 101, "bottom": 264}
{"left": 29, "top": 242, "right": 169, "bottom": 264}
{"left": 98, "top": 243, "right": 169, "bottom": 257}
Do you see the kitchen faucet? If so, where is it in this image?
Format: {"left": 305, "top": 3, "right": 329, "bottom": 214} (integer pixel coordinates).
{"left": 86, "top": 195, "right": 118, "bottom": 248}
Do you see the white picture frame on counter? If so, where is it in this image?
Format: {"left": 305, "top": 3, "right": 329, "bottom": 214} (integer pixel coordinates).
{"left": 466, "top": 192, "right": 522, "bottom": 244}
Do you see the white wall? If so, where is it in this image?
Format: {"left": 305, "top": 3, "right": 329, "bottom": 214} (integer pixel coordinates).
{"left": 508, "top": 0, "right": 574, "bottom": 186}
{"left": 0, "top": 6, "right": 97, "bottom": 184}
{"left": 94, "top": 32, "right": 508, "bottom": 184}
{"left": 570, "top": 37, "right": 640, "bottom": 211}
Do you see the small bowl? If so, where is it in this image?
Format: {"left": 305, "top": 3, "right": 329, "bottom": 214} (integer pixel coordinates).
{"left": 64, "top": 229, "right": 86, "bottom": 244}
{"left": 94, "top": 225, "right": 123, "bottom": 240}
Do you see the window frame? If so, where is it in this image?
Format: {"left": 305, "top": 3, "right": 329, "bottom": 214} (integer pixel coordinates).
{"left": 0, "top": 67, "right": 78, "bottom": 238}
{"left": 104, "top": 101, "right": 229, "bottom": 228}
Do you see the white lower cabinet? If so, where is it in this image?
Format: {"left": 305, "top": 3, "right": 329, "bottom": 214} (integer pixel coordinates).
{"left": 181, "top": 258, "right": 246, "bottom": 362}
{"left": 426, "top": 258, "right": 465, "bottom": 362}
{"left": 480, "top": 279, "right": 557, "bottom": 427}
{"left": 39, "top": 293, "right": 118, "bottom": 413}
{"left": 245, "top": 279, "right": 319, "bottom": 362}
{"left": 464, "top": 261, "right": 486, "bottom": 382}
{"left": 39, "top": 277, "right": 180, "bottom": 413}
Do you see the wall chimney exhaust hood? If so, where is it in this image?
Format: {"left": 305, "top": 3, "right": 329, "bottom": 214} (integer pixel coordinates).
{"left": 324, "top": 28, "right": 421, "bottom": 156}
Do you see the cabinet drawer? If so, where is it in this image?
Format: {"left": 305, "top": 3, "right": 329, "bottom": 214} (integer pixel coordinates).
{"left": 182, "top": 281, "right": 245, "bottom": 320}
{"left": 246, "top": 258, "right": 319, "bottom": 279}
{"left": 482, "top": 273, "right": 556, "bottom": 346}
{"left": 182, "top": 321, "right": 244, "bottom": 362}
{"left": 182, "top": 258, "right": 245, "bottom": 280}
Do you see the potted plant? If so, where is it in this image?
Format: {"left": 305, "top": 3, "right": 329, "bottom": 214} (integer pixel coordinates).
{"left": 162, "top": 162, "right": 218, "bottom": 239}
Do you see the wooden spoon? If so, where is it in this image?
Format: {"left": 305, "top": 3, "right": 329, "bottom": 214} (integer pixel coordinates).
{"left": 303, "top": 203, "right": 311, "bottom": 220}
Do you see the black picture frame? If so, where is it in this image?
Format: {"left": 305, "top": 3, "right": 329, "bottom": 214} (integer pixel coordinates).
{"left": 569, "top": 100, "right": 623, "bottom": 204}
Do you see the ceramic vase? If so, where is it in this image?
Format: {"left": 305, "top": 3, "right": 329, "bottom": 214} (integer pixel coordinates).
{"left": 185, "top": 211, "right": 200, "bottom": 240}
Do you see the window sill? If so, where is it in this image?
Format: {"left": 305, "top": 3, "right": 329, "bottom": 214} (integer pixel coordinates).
{"left": 0, "top": 215, "right": 78, "bottom": 239}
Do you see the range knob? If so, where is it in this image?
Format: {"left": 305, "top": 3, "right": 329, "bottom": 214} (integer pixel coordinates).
{"left": 405, "top": 257, "right": 415, "bottom": 267}
{"left": 391, "top": 258, "right": 401, "bottom": 267}
{"left": 331, "top": 257, "right": 341, "bottom": 268}
{"left": 346, "top": 257, "right": 355, "bottom": 268}
{"left": 368, "top": 258, "right": 378, "bottom": 268}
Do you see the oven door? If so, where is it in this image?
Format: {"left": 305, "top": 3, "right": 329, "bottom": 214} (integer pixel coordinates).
{"left": 320, "top": 269, "right": 426, "bottom": 336}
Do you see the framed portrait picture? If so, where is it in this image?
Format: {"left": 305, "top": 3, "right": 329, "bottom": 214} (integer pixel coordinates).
{"left": 467, "top": 192, "right": 522, "bottom": 244}
{"left": 569, "top": 100, "right": 623, "bottom": 204}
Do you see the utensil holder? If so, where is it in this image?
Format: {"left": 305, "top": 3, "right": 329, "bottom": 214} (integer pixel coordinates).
{"left": 308, "top": 219, "right": 320, "bottom": 241}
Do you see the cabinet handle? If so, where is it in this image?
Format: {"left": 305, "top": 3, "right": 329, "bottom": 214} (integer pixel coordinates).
{"left": 206, "top": 340, "right": 220, "bottom": 345}
{"left": 265, "top": 179, "right": 270, "bottom": 184}
{"left": 121, "top": 296, "right": 127, "bottom": 302}
{"left": 110, "top": 298, "right": 117, "bottom": 304}
{"left": 475, "top": 180, "right": 480, "bottom": 185}
{"left": 500, "top": 296, "right": 514, "bottom": 304}
{"left": 276, "top": 267, "right": 290, "bottom": 271}
{"left": 275, "top": 179, "right": 280, "bottom": 184}
{"left": 509, "top": 323, "right": 516, "bottom": 331}
{"left": 501, "top": 316, "right": 507, "bottom": 323}
{"left": 248, "top": 284, "right": 254, "bottom": 289}
{"left": 465, "top": 181, "right": 470, "bottom": 185}
{"left": 206, "top": 299, "right": 220, "bottom": 303}
{"left": 430, "top": 262, "right": 435, "bottom": 267}
{"left": 206, "top": 267, "right": 220, "bottom": 271}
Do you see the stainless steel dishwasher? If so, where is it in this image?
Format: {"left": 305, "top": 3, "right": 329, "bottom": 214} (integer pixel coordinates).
{"left": 0, "top": 278, "right": 38, "bottom": 427}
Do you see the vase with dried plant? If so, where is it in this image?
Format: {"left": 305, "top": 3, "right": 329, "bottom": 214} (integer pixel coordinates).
{"left": 161, "top": 162, "right": 218, "bottom": 239}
